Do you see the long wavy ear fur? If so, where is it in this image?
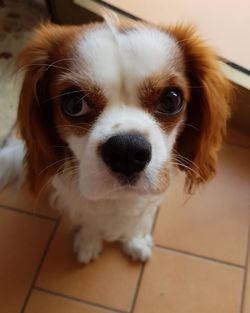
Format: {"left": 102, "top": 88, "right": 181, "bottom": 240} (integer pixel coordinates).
{"left": 166, "top": 25, "right": 231, "bottom": 192}
{"left": 17, "top": 24, "right": 69, "bottom": 193}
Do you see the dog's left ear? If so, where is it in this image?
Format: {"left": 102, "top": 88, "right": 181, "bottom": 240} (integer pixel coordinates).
{"left": 17, "top": 24, "right": 77, "bottom": 193}
{"left": 166, "top": 25, "right": 231, "bottom": 192}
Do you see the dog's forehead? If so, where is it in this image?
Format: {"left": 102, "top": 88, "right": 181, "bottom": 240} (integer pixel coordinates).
{"left": 74, "top": 25, "right": 182, "bottom": 93}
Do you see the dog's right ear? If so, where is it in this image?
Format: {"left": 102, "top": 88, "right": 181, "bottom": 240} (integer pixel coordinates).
{"left": 17, "top": 24, "right": 77, "bottom": 193}
{"left": 165, "top": 25, "right": 231, "bottom": 192}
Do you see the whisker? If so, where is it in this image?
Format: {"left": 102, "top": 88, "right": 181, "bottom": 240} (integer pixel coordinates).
{"left": 33, "top": 156, "right": 78, "bottom": 212}
{"left": 38, "top": 156, "right": 75, "bottom": 176}
{"left": 172, "top": 150, "right": 201, "bottom": 172}
{"left": 77, "top": 92, "right": 90, "bottom": 103}
{"left": 154, "top": 116, "right": 199, "bottom": 132}
{"left": 17, "top": 62, "right": 78, "bottom": 81}
{"left": 43, "top": 89, "right": 83, "bottom": 103}
{"left": 169, "top": 160, "right": 205, "bottom": 183}
{"left": 21, "top": 63, "right": 71, "bottom": 72}
{"left": 46, "top": 58, "right": 75, "bottom": 70}
{"left": 181, "top": 123, "right": 199, "bottom": 131}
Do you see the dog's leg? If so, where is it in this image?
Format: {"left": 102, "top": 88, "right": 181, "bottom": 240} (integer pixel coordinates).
{"left": 73, "top": 225, "right": 103, "bottom": 264}
{"left": 121, "top": 234, "right": 153, "bottom": 262}
{"left": 121, "top": 205, "right": 158, "bottom": 262}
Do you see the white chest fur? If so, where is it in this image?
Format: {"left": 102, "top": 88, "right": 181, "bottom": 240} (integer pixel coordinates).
{"left": 51, "top": 174, "right": 162, "bottom": 242}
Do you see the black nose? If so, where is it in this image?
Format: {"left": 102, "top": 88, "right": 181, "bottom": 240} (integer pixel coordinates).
{"left": 101, "top": 134, "right": 152, "bottom": 177}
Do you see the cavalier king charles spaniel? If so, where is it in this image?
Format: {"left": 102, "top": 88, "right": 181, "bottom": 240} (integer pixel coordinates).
{"left": 0, "top": 20, "right": 230, "bottom": 263}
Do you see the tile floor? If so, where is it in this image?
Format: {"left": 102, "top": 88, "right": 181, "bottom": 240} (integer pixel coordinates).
{"left": 0, "top": 132, "right": 249, "bottom": 313}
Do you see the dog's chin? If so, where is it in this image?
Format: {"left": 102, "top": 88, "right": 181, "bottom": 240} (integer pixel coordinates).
{"left": 79, "top": 185, "right": 142, "bottom": 201}
{"left": 79, "top": 176, "right": 166, "bottom": 201}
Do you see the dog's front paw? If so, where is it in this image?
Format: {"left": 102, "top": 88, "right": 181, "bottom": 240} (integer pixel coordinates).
{"left": 73, "top": 227, "right": 103, "bottom": 264}
{"left": 122, "top": 235, "right": 153, "bottom": 262}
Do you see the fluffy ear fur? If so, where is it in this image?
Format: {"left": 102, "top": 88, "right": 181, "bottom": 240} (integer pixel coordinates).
{"left": 17, "top": 24, "right": 73, "bottom": 193}
{"left": 166, "top": 25, "right": 231, "bottom": 191}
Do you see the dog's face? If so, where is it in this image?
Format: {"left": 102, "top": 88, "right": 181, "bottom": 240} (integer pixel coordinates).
{"left": 57, "top": 24, "right": 187, "bottom": 200}
{"left": 17, "top": 21, "right": 230, "bottom": 200}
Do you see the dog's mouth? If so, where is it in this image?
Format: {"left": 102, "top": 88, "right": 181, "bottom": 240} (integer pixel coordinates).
{"left": 104, "top": 185, "right": 147, "bottom": 199}
{"left": 78, "top": 171, "right": 164, "bottom": 201}
{"left": 105, "top": 173, "right": 158, "bottom": 199}
{"left": 118, "top": 173, "right": 140, "bottom": 186}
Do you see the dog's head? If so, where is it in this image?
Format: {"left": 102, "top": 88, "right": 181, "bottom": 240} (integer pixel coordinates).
{"left": 17, "top": 21, "right": 230, "bottom": 200}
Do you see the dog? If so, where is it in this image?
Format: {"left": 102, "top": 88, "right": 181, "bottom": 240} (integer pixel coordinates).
{"left": 0, "top": 20, "right": 230, "bottom": 264}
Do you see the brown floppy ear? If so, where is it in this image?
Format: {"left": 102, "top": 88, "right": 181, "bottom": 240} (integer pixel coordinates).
{"left": 17, "top": 24, "right": 68, "bottom": 193}
{"left": 167, "top": 25, "right": 231, "bottom": 191}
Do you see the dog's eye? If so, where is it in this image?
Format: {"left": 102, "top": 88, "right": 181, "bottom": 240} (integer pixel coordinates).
{"left": 61, "top": 90, "right": 90, "bottom": 118}
{"left": 158, "top": 88, "right": 183, "bottom": 116}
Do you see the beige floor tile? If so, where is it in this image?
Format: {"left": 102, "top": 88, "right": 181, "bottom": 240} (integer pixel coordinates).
{"left": 0, "top": 183, "right": 59, "bottom": 219}
{"left": 134, "top": 248, "right": 243, "bottom": 313}
{"left": 25, "top": 290, "right": 116, "bottom": 313}
{"left": 0, "top": 208, "right": 55, "bottom": 313}
{"left": 36, "top": 220, "right": 141, "bottom": 312}
{"left": 244, "top": 277, "right": 250, "bottom": 312}
{"left": 154, "top": 145, "right": 250, "bottom": 265}
{"left": 243, "top": 244, "right": 250, "bottom": 312}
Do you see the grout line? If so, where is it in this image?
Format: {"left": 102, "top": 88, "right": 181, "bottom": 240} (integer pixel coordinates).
{"left": 19, "top": 219, "right": 61, "bottom": 313}
{"left": 155, "top": 244, "right": 245, "bottom": 269}
{"left": 0, "top": 204, "right": 58, "bottom": 221}
{"left": 240, "top": 207, "right": 250, "bottom": 313}
{"left": 33, "top": 286, "right": 127, "bottom": 313}
{"left": 130, "top": 265, "right": 144, "bottom": 313}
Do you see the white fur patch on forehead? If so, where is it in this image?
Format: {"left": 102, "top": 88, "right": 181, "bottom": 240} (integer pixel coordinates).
{"left": 75, "top": 24, "right": 182, "bottom": 97}
{"left": 77, "top": 25, "right": 121, "bottom": 86}
{"left": 118, "top": 27, "right": 181, "bottom": 79}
